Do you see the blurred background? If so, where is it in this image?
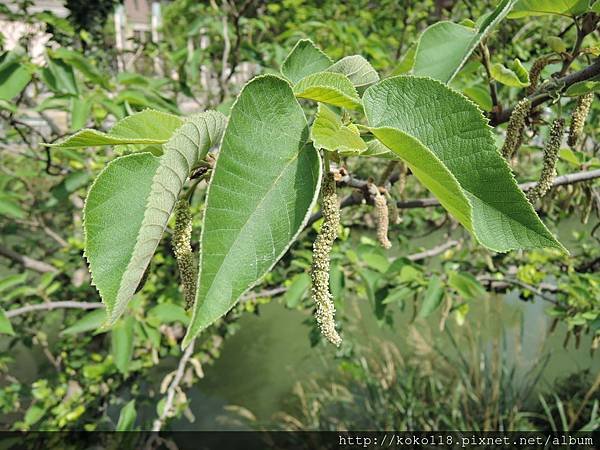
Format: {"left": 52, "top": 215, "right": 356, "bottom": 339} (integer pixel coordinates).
{"left": 0, "top": 0, "right": 598, "bottom": 432}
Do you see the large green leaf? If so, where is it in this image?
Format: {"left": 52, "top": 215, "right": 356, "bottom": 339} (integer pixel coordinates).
{"left": 363, "top": 76, "right": 564, "bottom": 253}
{"left": 49, "top": 109, "right": 183, "bottom": 150}
{"left": 310, "top": 104, "right": 366, "bottom": 153}
{"left": 293, "top": 72, "right": 362, "bottom": 110}
{"left": 281, "top": 39, "right": 332, "bottom": 84}
{"left": 509, "top": 0, "right": 589, "bottom": 17}
{"left": 84, "top": 112, "right": 226, "bottom": 325}
{"left": 412, "top": 0, "right": 516, "bottom": 83}
{"left": 183, "top": 75, "right": 321, "bottom": 347}
{"left": 327, "top": 55, "right": 379, "bottom": 87}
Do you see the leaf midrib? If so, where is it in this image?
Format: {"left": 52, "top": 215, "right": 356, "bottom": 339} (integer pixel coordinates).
{"left": 200, "top": 150, "right": 303, "bottom": 297}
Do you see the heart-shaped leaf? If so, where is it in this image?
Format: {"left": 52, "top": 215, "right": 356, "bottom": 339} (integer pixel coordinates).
{"left": 281, "top": 39, "right": 332, "bottom": 84}
{"left": 183, "top": 75, "right": 321, "bottom": 347}
{"left": 363, "top": 76, "right": 565, "bottom": 253}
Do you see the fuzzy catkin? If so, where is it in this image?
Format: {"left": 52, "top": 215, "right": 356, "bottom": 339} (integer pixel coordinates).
{"left": 172, "top": 199, "right": 197, "bottom": 310}
{"left": 310, "top": 172, "right": 342, "bottom": 347}
{"left": 527, "top": 58, "right": 549, "bottom": 95}
{"left": 501, "top": 98, "right": 531, "bottom": 160}
{"left": 568, "top": 93, "right": 594, "bottom": 148}
{"left": 527, "top": 118, "right": 564, "bottom": 203}
{"left": 370, "top": 185, "right": 392, "bottom": 249}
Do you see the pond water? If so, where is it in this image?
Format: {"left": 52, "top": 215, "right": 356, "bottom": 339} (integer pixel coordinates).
{"left": 178, "top": 218, "right": 599, "bottom": 430}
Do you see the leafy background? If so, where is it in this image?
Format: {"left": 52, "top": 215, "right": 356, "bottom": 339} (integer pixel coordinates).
{"left": 0, "top": 0, "right": 599, "bottom": 434}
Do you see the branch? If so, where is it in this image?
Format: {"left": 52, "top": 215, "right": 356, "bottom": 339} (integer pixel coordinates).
{"left": 5, "top": 301, "right": 103, "bottom": 319}
{"left": 491, "top": 58, "right": 600, "bottom": 126}
{"left": 151, "top": 339, "right": 195, "bottom": 432}
{"left": 0, "top": 245, "right": 58, "bottom": 273}
{"left": 408, "top": 240, "right": 459, "bottom": 261}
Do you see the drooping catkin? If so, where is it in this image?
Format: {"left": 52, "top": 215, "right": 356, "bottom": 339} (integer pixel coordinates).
{"left": 369, "top": 184, "right": 392, "bottom": 249}
{"left": 568, "top": 93, "right": 594, "bottom": 148}
{"left": 172, "top": 199, "right": 197, "bottom": 310}
{"left": 501, "top": 98, "right": 532, "bottom": 160}
{"left": 310, "top": 172, "right": 342, "bottom": 347}
{"left": 527, "top": 58, "right": 549, "bottom": 95}
{"left": 527, "top": 118, "right": 564, "bottom": 203}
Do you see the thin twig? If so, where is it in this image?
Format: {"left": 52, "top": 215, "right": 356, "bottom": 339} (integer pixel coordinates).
{"left": 0, "top": 245, "right": 58, "bottom": 273}
{"left": 5, "top": 301, "right": 103, "bottom": 319}
{"left": 151, "top": 340, "right": 195, "bottom": 432}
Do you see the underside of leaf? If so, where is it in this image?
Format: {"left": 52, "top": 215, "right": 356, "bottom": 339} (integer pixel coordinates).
{"left": 293, "top": 72, "right": 362, "bottom": 110}
{"left": 48, "top": 109, "right": 183, "bottom": 149}
{"left": 183, "top": 75, "right": 322, "bottom": 347}
{"left": 84, "top": 112, "right": 227, "bottom": 326}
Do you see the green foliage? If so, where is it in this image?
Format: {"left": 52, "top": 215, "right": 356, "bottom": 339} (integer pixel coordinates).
{"left": 184, "top": 75, "right": 322, "bottom": 346}
{"left": 412, "top": 0, "right": 516, "bottom": 83}
{"left": 1, "top": 0, "right": 598, "bottom": 433}
{"left": 363, "top": 76, "right": 563, "bottom": 252}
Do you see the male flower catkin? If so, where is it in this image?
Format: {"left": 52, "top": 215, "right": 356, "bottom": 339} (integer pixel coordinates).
{"left": 310, "top": 172, "right": 342, "bottom": 347}
{"left": 527, "top": 58, "right": 549, "bottom": 95}
{"left": 527, "top": 118, "right": 564, "bottom": 203}
{"left": 501, "top": 98, "right": 531, "bottom": 160}
{"left": 568, "top": 92, "right": 594, "bottom": 148}
{"left": 172, "top": 199, "right": 197, "bottom": 310}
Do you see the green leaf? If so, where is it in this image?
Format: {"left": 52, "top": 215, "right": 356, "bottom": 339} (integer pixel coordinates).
{"left": 84, "top": 112, "right": 226, "bottom": 326}
{"left": 490, "top": 59, "right": 530, "bottom": 87}
{"left": 463, "top": 85, "right": 493, "bottom": 111}
{"left": 310, "top": 104, "right": 366, "bottom": 153}
{"left": 0, "top": 309, "right": 15, "bottom": 336}
{"left": 48, "top": 109, "right": 183, "bottom": 150}
{"left": 360, "top": 139, "right": 396, "bottom": 159}
{"left": 413, "top": 0, "right": 516, "bottom": 83}
{"left": 547, "top": 36, "right": 568, "bottom": 53}
{"left": 50, "top": 47, "right": 109, "bottom": 88}
{"left": 282, "top": 273, "right": 311, "bottom": 308}
{"left": 0, "top": 273, "right": 27, "bottom": 293}
{"left": 183, "top": 75, "right": 321, "bottom": 347}
{"left": 0, "top": 53, "right": 32, "bottom": 101}
{"left": 448, "top": 272, "right": 486, "bottom": 299}
{"left": 111, "top": 316, "right": 134, "bottom": 374}
{"left": 327, "top": 55, "right": 379, "bottom": 87}
{"left": 293, "top": 72, "right": 362, "bottom": 110}
{"left": 147, "top": 303, "right": 189, "bottom": 325}
{"left": 509, "top": 0, "right": 589, "bottom": 18}
{"left": 61, "top": 309, "right": 106, "bottom": 336}
{"left": 418, "top": 275, "right": 445, "bottom": 318}
{"left": 592, "top": 0, "right": 600, "bottom": 12}
{"left": 0, "top": 196, "right": 25, "bottom": 219}
{"left": 70, "top": 97, "right": 92, "bottom": 130}
{"left": 281, "top": 39, "right": 332, "bottom": 84}
{"left": 363, "top": 76, "right": 564, "bottom": 252}
{"left": 564, "top": 80, "right": 600, "bottom": 96}
{"left": 42, "top": 58, "right": 78, "bottom": 95}
{"left": 391, "top": 44, "right": 417, "bottom": 76}
{"left": 116, "top": 400, "right": 137, "bottom": 431}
